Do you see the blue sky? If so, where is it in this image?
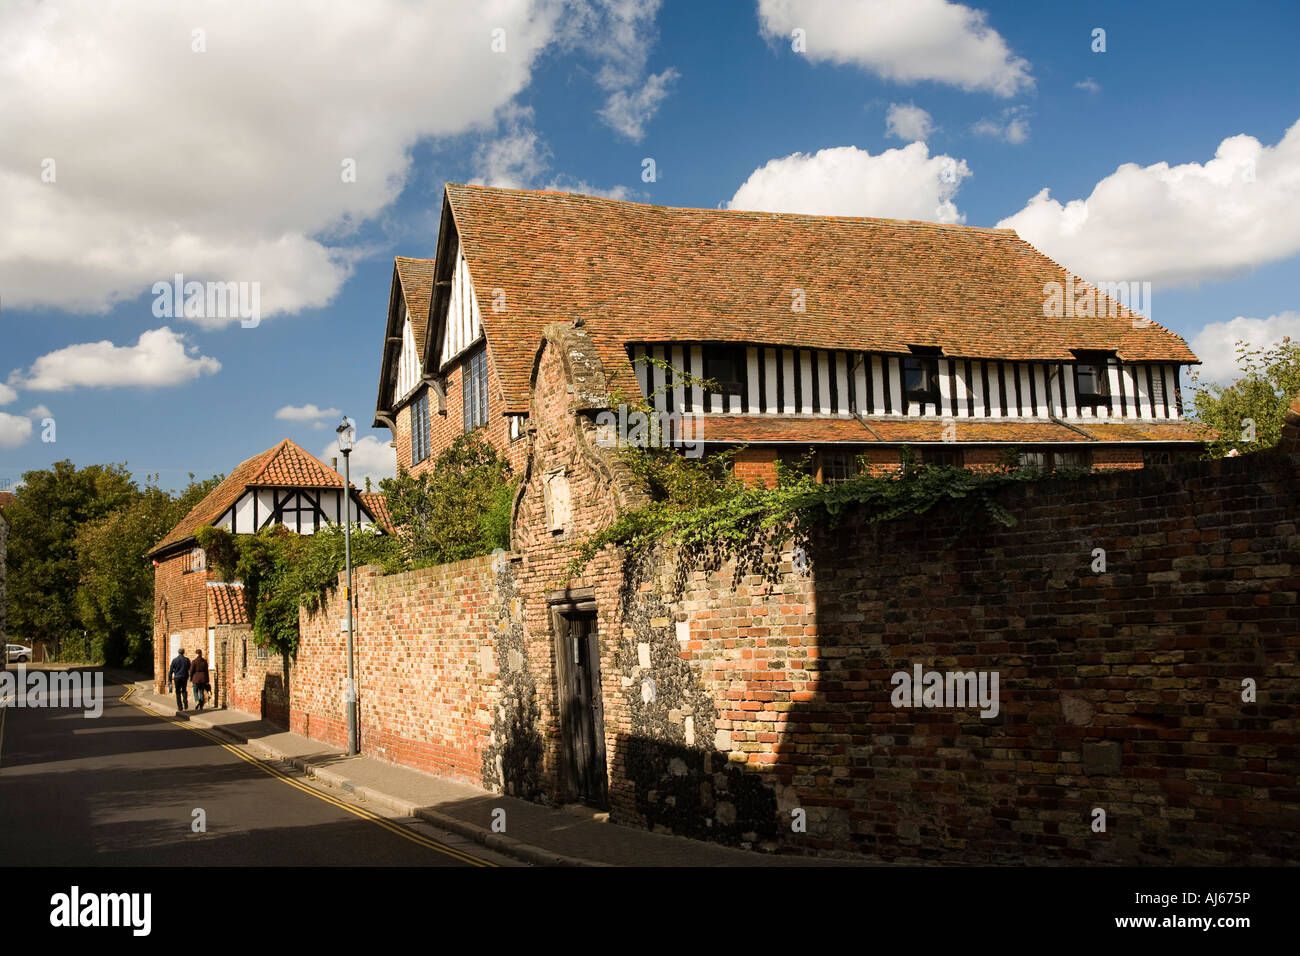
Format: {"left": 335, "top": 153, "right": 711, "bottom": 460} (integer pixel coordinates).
{"left": 2, "top": 0, "right": 1298, "bottom": 492}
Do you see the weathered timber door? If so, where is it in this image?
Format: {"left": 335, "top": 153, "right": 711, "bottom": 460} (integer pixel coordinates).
{"left": 553, "top": 606, "right": 608, "bottom": 808}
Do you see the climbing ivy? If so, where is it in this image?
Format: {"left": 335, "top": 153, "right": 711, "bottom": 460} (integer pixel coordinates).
{"left": 567, "top": 437, "right": 1094, "bottom": 579}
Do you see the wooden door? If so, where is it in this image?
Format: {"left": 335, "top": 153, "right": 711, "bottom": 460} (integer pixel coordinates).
{"left": 554, "top": 609, "right": 608, "bottom": 808}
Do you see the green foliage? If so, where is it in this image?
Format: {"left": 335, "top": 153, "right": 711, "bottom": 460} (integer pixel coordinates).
{"left": 567, "top": 445, "right": 1064, "bottom": 579}
{"left": 380, "top": 431, "right": 516, "bottom": 568}
{"left": 5, "top": 462, "right": 219, "bottom": 666}
{"left": 622, "top": 443, "right": 743, "bottom": 509}
{"left": 196, "top": 523, "right": 401, "bottom": 657}
{"left": 6, "top": 461, "right": 134, "bottom": 659}
{"left": 1189, "top": 337, "right": 1300, "bottom": 457}
{"left": 76, "top": 474, "right": 220, "bottom": 668}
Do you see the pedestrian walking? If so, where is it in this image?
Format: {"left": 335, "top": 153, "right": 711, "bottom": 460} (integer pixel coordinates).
{"left": 190, "top": 648, "right": 211, "bottom": 711}
{"left": 167, "top": 648, "right": 190, "bottom": 711}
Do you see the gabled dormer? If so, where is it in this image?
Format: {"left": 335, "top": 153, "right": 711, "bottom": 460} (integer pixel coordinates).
{"left": 373, "top": 256, "right": 437, "bottom": 430}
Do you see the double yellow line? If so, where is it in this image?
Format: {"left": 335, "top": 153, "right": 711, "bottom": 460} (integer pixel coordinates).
{"left": 120, "top": 684, "right": 495, "bottom": 867}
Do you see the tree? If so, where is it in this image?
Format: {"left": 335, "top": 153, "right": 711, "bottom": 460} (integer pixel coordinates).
{"left": 1189, "top": 337, "right": 1300, "bottom": 457}
{"left": 75, "top": 474, "right": 220, "bottom": 668}
{"left": 380, "top": 432, "right": 516, "bottom": 568}
{"left": 5, "top": 461, "right": 136, "bottom": 658}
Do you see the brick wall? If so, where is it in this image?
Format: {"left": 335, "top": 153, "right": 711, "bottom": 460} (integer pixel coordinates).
{"left": 1092, "top": 446, "right": 1145, "bottom": 470}
{"left": 508, "top": 323, "right": 652, "bottom": 804}
{"left": 291, "top": 557, "right": 517, "bottom": 788}
{"left": 222, "top": 625, "right": 290, "bottom": 723}
{"left": 732, "top": 447, "right": 779, "bottom": 487}
{"left": 601, "top": 448, "right": 1300, "bottom": 863}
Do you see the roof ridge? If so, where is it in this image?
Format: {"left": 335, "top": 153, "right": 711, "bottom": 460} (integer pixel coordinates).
{"left": 445, "top": 181, "right": 1021, "bottom": 235}
{"left": 248, "top": 438, "right": 293, "bottom": 484}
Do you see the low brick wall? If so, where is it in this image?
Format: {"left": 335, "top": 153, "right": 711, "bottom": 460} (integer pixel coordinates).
{"left": 292, "top": 556, "right": 515, "bottom": 787}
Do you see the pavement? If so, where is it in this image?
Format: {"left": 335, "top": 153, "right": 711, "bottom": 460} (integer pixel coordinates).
{"left": 114, "top": 672, "right": 847, "bottom": 867}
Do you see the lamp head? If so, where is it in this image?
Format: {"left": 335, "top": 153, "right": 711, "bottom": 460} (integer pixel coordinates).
{"left": 336, "top": 416, "right": 355, "bottom": 452}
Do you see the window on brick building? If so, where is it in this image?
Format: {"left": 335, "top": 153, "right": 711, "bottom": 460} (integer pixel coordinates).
{"left": 1017, "top": 448, "right": 1090, "bottom": 471}
{"left": 463, "top": 347, "right": 490, "bottom": 431}
{"left": 920, "top": 447, "right": 962, "bottom": 468}
{"left": 818, "top": 450, "right": 860, "bottom": 483}
{"left": 411, "top": 391, "right": 430, "bottom": 465}
{"left": 1142, "top": 448, "right": 1192, "bottom": 468}
{"left": 256, "top": 643, "right": 269, "bottom": 660}
{"left": 183, "top": 547, "right": 206, "bottom": 574}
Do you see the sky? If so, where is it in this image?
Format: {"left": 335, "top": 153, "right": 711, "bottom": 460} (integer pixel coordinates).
{"left": 2, "top": 0, "right": 1298, "bottom": 494}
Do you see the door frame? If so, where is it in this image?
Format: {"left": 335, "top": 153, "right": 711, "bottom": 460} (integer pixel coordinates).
{"left": 549, "top": 591, "right": 609, "bottom": 808}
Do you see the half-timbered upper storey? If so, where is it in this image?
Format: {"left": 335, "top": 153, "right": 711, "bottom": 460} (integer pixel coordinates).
{"left": 149, "top": 439, "right": 385, "bottom": 563}
{"left": 377, "top": 183, "right": 1209, "bottom": 480}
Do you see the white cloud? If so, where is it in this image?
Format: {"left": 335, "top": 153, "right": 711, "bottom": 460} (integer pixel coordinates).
{"left": 472, "top": 116, "right": 552, "bottom": 190}
{"left": 885, "top": 103, "right": 935, "bottom": 142}
{"left": 0, "top": 1, "right": 565, "bottom": 323}
{"left": 1075, "top": 77, "right": 1101, "bottom": 93}
{"left": 757, "top": 0, "right": 1033, "bottom": 97}
{"left": 276, "top": 403, "right": 341, "bottom": 422}
{"left": 0, "top": 382, "right": 16, "bottom": 405}
{"left": 9, "top": 327, "right": 220, "bottom": 391}
{"left": 0, "top": 412, "right": 33, "bottom": 448}
{"left": 321, "top": 434, "right": 397, "bottom": 489}
{"left": 26, "top": 405, "right": 53, "bottom": 420}
{"left": 971, "top": 105, "right": 1029, "bottom": 144}
{"left": 471, "top": 115, "right": 633, "bottom": 199}
{"left": 598, "top": 68, "right": 679, "bottom": 141}
{"left": 1189, "top": 312, "right": 1300, "bottom": 384}
{"left": 559, "top": 0, "right": 663, "bottom": 90}
{"left": 555, "top": 0, "right": 677, "bottom": 140}
{"left": 727, "top": 143, "right": 971, "bottom": 224}
{"left": 997, "top": 120, "right": 1300, "bottom": 288}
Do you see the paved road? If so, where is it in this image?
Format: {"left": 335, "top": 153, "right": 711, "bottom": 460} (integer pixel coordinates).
{"left": 0, "top": 672, "right": 516, "bottom": 867}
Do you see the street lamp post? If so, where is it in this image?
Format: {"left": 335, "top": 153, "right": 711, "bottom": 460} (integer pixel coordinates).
{"left": 337, "top": 416, "right": 358, "bottom": 756}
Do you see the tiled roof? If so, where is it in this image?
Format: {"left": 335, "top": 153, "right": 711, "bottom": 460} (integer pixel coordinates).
{"left": 695, "top": 415, "right": 877, "bottom": 444}
{"left": 150, "top": 439, "right": 353, "bottom": 556}
{"left": 443, "top": 183, "right": 1199, "bottom": 414}
{"left": 359, "top": 491, "right": 393, "bottom": 534}
{"left": 395, "top": 257, "right": 437, "bottom": 356}
{"left": 866, "top": 419, "right": 1081, "bottom": 444}
{"left": 1073, "top": 420, "right": 1214, "bottom": 443}
{"left": 688, "top": 414, "right": 1212, "bottom": 446}
{"left": 207, "top": 582, "right": 249, "bottom": 626}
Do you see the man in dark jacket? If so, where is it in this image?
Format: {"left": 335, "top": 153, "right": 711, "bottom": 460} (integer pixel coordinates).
{"left": 190, "top": 649, "right": 211, "bottom": 712}
{"left": 168, "top": 649, "right": 190, "bottom": 711}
